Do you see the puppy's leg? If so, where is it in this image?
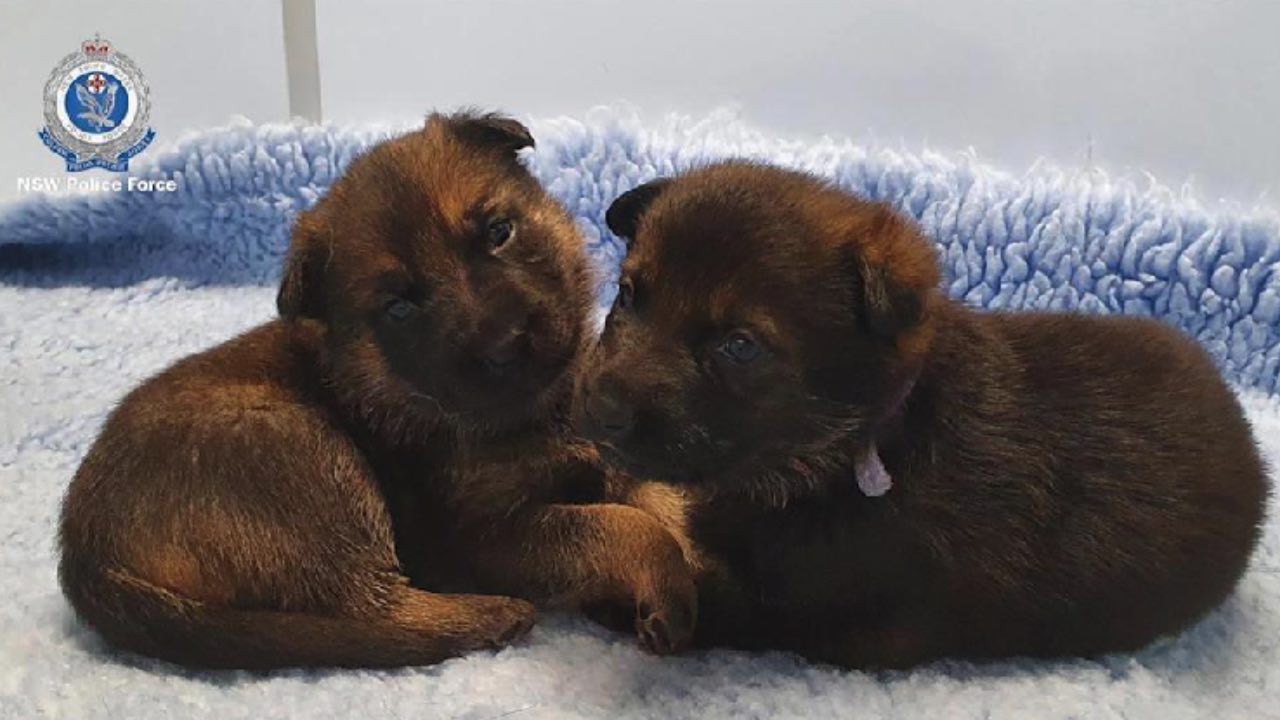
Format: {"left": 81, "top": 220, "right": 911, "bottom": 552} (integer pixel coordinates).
{"left": 65, "top": 564, "right": 534, "bottom": 669}
{"left": 471, "top": 503, "right": 697, "bottom": 655}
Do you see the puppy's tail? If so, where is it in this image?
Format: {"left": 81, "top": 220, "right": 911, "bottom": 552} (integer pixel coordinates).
{"left": 60, "top": 563, "right": 535, "bottom": 670}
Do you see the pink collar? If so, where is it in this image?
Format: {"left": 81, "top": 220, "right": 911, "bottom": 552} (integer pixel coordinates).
{"left": 856, "top": 445, "right": 895, "bottom": 497}
{"left": 855, "top": 376, "right": 916, "bottom": 498}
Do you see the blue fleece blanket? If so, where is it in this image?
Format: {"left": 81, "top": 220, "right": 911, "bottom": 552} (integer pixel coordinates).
{"left": 1, "top": 109, "right": 1277, "bottom": 719}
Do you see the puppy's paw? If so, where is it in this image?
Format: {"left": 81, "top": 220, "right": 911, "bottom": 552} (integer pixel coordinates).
{"left": 633, "top": 569, "right": 697, "bottom": 655}
{"left": 470, "top": 596, "right": 537, "bottom": 649}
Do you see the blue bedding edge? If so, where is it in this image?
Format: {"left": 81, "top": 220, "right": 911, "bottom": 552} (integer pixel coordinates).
{"left": 1, "top": 109, "right": 1278, "bottom": 394}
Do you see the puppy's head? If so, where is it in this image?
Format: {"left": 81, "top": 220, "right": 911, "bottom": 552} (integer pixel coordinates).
{"left": 278, "top": 112, "right": 593, "bottom": 435}
{"left": 574, "top": 162, "right": 939, "bottom": 501}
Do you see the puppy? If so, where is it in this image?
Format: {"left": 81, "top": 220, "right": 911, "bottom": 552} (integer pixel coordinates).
{"left": 575, "top": 161, "right": 1268, "bottom": 668}
{"left": 59, "top": 112, "right": 694, "bottom": 670}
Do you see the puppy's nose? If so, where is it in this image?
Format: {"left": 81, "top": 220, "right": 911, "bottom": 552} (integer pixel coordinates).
{"left": 481, "top": 325, "right": 528, "bottom": 375}
{"left": 587, "top": 392, "right": 635, "bottom": 437}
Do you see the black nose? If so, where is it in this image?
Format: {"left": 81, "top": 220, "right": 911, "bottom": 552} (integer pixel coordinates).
{"left": 587, "top": 392, "right": 635, "bottom": 437}
{"left": 481, "top": 325, "right": 528, "bottom": 375}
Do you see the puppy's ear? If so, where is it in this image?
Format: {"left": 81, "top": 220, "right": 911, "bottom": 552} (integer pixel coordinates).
{"left": 848, "top": 204, "right": 937, "bottom": 338}
{"left": 606, "top": 179, "right": 670, "bottom": 244}
{"left": 442, "top": 112, "right": 535, "bottom": 155}
{"left": 854, "top": 255, "right": 923, "bottom": 337}
{"left": 276, "top": 219, "right": 328, "bottom": 320}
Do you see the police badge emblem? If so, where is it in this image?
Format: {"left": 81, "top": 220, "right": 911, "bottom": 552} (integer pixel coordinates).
{"left": 39, "top": 35, "right": 155, "bottom": 172}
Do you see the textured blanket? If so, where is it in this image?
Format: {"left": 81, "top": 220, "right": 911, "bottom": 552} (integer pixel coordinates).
{"left": 1, "top": 109, "right": 1277, "bottom": 719}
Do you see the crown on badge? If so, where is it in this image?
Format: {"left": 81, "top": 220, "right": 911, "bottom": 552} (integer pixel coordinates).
{"left": 82, "top": 36, "right": 111, "bottom": 58}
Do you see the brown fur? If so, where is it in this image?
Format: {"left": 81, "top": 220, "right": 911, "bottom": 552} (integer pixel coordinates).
{"left": 576, "top": 161, "right": 1268, "bottom": 668}
{"left": 58, "top": 112, "right": 694, "bottom": 671}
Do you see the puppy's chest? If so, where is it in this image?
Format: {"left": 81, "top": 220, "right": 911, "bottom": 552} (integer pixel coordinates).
{"left": 372, "top": 432, "right": 594, "bottom": 504}
{"left": 692, "top": 496, "right": 911, "bottom": 612}
{"left": 371, "top": 433, "right": 605, "bottom": 589}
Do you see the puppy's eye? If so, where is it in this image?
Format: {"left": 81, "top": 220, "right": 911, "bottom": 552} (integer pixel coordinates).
{"left": 384, "top": 297, "right": 417, "bottom": 322}
{"left": 718, "top": 331, "right": 763, "bottom": 364}
{"left": 487, "top": 218, "right": 514, "bottom": 249}
{"left": 615, "top": 277, "right": 636, "bottom": 311}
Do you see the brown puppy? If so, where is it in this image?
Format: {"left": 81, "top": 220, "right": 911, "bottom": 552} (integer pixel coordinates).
{"left": 58, "top": 112, "right": 694, "bottom": 671}
{"left": 576, "top": 161, "right": 1268, "bottom": 669}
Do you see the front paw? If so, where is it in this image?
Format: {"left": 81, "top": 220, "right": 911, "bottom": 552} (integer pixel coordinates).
{"left": 633, "top": 564, "right": 697, "bottom": 655}
{"left": 469, "top": 595, "right": 537, "bottom": 649}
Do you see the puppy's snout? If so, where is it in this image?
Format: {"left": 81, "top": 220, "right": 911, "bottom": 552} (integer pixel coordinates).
{"left": 575, "top": 381, "right": 636, "bottom": 439}
{"left": 479, "top": 319, "right": 530, "bottom": 376}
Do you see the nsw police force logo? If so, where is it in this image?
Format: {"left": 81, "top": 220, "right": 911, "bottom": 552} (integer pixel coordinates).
{"left": 39, "top": 36, "right": 155, "bottom": 172}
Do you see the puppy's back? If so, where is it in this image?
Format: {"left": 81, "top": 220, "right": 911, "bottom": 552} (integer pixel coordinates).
{"left": 998, "top": 311, "right": 1263, "bottom": 482}
{"left": 978, "top": 311, "right": 1267, "bottom": 652}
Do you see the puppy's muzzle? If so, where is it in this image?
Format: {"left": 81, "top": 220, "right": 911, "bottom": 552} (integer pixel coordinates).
{"left": 574, "top": 384, "right": 636, "bottom": 439}
{"left": 476, "top": 317, "right": 531, "bottom": 377}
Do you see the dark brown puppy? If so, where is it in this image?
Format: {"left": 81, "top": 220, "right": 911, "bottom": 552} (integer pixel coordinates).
{"left": 58, "top": 113, "right": 694, "bottom": 671}
{"left": 576, "top": 161, "right": 1268, "bottom": 669}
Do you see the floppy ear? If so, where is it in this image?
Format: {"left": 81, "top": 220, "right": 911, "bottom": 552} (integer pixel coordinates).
{"left": 276, "top": 221, "right": 328, "bottom": 320}
{"left": 442, "top": 112, "right": 535, "bottom": 155}
{"left": 849, "top": 205, "right": 936, "bottom": 338}
{"left": 855, "top": 255, "right": 924, "bottom": 338}
{"left": 605, "top": 179, "right": 671, "bottom": 244}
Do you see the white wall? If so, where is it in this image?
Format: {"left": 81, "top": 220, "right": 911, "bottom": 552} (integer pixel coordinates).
{"left": 317, "top": 0, "right": 1280, "bottom": 203}
{"left": 1, "top": 1, "right": 1277, "bottom": 204}
{"left": 0, "top": 0, "right": 290, "bottom": 201}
